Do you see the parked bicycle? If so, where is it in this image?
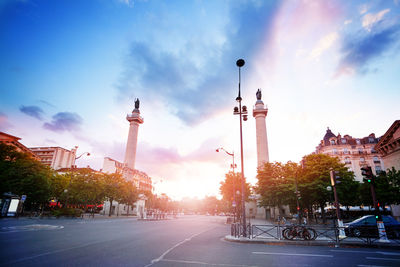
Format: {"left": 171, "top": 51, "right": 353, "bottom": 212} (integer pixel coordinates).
{"left": 282, "top": 225, "right": 317, "bottom": 240}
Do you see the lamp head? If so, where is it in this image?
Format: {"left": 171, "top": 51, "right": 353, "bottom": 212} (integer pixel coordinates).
{"left": 236, "top": 59, "right": 245, "bottom": 67}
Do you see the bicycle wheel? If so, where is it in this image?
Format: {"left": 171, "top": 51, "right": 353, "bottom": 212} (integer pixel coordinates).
{"left": 302, "top": 229, "right": 312, "bottom": 240}
{"left": 308, "top": 228, "right": 317, "bottom": 240}
{"left": 284, "top": 228, "right": 295, "bottom": 240}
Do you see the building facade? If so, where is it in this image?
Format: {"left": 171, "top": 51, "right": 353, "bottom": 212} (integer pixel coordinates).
{"left": 315, "top": 128, "right": 384, "bottom": 182}
{"left": 0, "top": 131, "right": 40, "bottom": 160}
{"left": 375, "top": 120, "right": 400, "bottom": 171}
{"left": 375, "top": 120, "right": 400, "bottom": 220}
{"left": 102, "top": 157, "right": 152, "bottom": 192}
{"left": 29, "top": 146, "right": 77, "bottom": 170}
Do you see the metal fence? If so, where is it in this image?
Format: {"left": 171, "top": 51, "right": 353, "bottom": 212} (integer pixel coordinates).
{"left": 231, "top": 223, "right": 400, "bottom": 246}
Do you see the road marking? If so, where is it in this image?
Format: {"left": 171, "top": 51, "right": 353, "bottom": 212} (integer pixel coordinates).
{"left": 252, "top": 252, "right": 333, "bottom": 257}
{"left": 366, "top": 257, "right": 400, "bottom": 261}
{"left": 357, "top": 265, "right": 387, "bottom": 267}
{"left": 161, "top": 258, "right": 257, "bottom": 266}
{"left": 144, "top": 227, "right": 215, "bottom": 267}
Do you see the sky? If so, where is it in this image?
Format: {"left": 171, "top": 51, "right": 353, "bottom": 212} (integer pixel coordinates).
{"left": 1, "top": 0, "right": 399, "bottom": 200}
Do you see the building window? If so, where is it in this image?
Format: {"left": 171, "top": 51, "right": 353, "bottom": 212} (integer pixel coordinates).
{"left": 369, "top": 137, "right": 374, "bottom": 143}
{"left": 341, "top": 138, "right": 347, "bottom": 144}
{"left": 344, "top": 148, "right": 349, "bottom": 154}
{"left": 356, "top": 139, "right": 361, "bottom": 145}
{"left": 373, "top": 156, "right": 380, "bottom": 163}
{"left": 375, "top": 165, "right": 382, "bottom": 174}
{"left": 345, "top": 157, "right": 351, "bottom": 164}
{"left": 360, "top": 157, "right": 365, "bottom": 162}
{"left": 330, "top": 140, "right": 335, "bottom": 145}
{"left": 333, "top": 148, "right": 338, "bottom": 154}
{"left": 371, "top": 148, "right": 377, "bottom": 153}
{"left": 358, "top": 148, "right": 363, "bottom": 154}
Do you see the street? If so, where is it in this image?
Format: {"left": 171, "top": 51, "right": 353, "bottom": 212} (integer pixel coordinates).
{"left": 1, "top": 215, "right": 400, "bottom": 267}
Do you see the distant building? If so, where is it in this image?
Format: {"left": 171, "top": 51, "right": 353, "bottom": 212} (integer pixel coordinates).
{"left": 375, "top": 120, "right": 400, "bottom": 221}
{"left": 375, "top": 120, "right": 400, "bottom": 171}
{"left": 0, "top": 131, "right": 40, "bottom": 160}
{"left": 315, "top": 128, "right": 384, "bottom": 182}
{"left": 29, "top": 146, "right": 77, "bottom": 170}
{"left": 102, "top": 157, "right": 152, "bottom": 192}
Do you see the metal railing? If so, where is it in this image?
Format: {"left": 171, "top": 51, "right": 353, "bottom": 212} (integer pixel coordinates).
{"left": 230, "top": 223, "right": 400, "bottom": 247}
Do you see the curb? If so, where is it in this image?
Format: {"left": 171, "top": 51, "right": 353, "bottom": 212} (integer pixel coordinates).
{"left": 224, "top": 235, "right": 400, "bottom": 249}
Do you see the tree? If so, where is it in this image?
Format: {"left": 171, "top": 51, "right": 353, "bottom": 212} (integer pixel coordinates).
{"left": 66, "top": 169, "right": 105, "bottom": 210}
{"left": 220, "top": 172, "right": 251, "bottom": 218}
{"left": 255, "top": 161, "right": 298, "bottom": 210}
{"left": 119, "top": 180, "right": 138, "bottom": 215}
{"left": 0, "top": 143, "right": 54, "bottom": 210}
{"left": 255, "top": 154, "right": 357, "bottom": 222}
{"left": 298, "top": 154, "right": 357, "bottom": 221}
{"left": 102, "top": 173, "right": 125, "bottom": 216}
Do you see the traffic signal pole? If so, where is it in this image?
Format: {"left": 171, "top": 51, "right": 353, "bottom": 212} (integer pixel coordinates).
{"left": 330, "top": 170, "right": 346, "bottom": 239}
{"left": 361, "top": 166, "right": 389, "bottom": 242}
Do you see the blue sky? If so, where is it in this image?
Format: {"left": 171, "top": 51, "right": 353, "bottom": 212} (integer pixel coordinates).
{"left": 1, "top": 0, "right": 399, "bottom": 199}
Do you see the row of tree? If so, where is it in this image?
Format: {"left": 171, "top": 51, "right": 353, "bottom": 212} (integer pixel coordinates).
{"left": 0, "top": 143, "right": 138, "bottom": 216}
{"left": 218, "top": 153, "right": 400, "bottom": 222}
{"left": 255, "top": 154, "right": 400, "bottom": 221}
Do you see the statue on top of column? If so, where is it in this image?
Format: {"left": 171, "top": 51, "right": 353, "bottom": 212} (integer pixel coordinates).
{"left": 134, "top": 98, "right": 140, "bottom": 109}
{"left": 256, "top": 89, "right": 262, "bottom": 100}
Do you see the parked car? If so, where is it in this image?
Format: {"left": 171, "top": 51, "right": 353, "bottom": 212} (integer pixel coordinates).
{"left": 344, "top": 215, "right": 400, "bottom": 239}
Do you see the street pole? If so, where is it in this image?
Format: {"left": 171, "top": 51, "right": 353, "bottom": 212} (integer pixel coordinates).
{"left": 294, "top": 171, "right": 301, "bottom": 225}
{"left": 235, "top": 58, "right": 247, "bottom": 237}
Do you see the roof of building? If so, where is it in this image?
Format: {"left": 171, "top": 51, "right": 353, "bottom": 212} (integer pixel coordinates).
{"left": 323, "top": 127, "right": 336, "bottom": 145}
{"left": 0, "top": 131, "right": 40, "bottom": 160}
{"left": 375, "top": 120, "right": 400, "bottom": 150}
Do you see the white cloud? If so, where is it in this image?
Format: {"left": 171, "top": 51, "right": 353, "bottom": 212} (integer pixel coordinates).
{"left": 344, "top": 19, "right": 352, "bottom": 25}
{"left": 359, "top": 4, "right": 369, "bottom": 15}
{"left": 309, "top": 32, "right": 339, "bottom": 61}
{"left": 362, "top": 9, "right": 390, "bottom": 31}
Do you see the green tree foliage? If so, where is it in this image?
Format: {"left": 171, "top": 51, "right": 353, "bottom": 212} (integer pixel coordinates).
{"left": 255, "top": 154, "right": 358, "bottom": 221}
{"left": 299, "top": 154, "right": 358, "bottom": 219}
{"left": 101, "top": 172, "right": 126, "bottom": 216}
{"left": 66, "top": 169, "right": 105, "bottom": 207}
{"left": 119, "top": 180, "right": 139, "bottom": 215}
{"left": 255, "top": 161, "right": 298, "bottom": 209}
{"left": 0, "top": 143, "right": 54, "bottom": 209}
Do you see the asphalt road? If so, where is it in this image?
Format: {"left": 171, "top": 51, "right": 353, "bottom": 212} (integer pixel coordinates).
{"left": 1, "top": 215, "right": 400, "bottom": 267}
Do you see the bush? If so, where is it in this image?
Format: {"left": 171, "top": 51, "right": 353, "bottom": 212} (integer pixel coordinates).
{"left": 51, "top": 208, "right": 84, "bottom": 218}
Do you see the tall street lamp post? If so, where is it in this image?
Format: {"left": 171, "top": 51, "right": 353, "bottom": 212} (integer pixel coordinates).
{"left": 233, "top": 58, "right": 248, "bottom": 237}
{"left": 216, "top": 147, "right": 237, "bottom": 222}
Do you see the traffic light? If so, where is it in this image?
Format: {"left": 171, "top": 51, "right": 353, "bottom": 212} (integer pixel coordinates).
{"left": 361, "top": 166, "right": 373, "bottom": 183}
{"left": 330, "top": 170, "right": 341, "bottom": 186}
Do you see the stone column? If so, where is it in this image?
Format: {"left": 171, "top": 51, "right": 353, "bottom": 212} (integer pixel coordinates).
{"left": 124, "top": 106, "right": 144, "bottom": 170}
{"left": 253, "top": 90, "right": 269, "bottom": 168}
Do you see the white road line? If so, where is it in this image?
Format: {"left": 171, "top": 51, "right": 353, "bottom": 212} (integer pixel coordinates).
{"left": 357, "top": 265, "right": 386, "bottom": 267}
{"left": 330, "top": 250, "right": 377, "bottom": 254}
{"left": 252, "top": 252, "right": 333, "bottom": 257}
{"left": 366, "top": 257, "right": 400, "bottom": 261}
{"left": 161, "top": 258, "right": 257, "bottom": 267}
{"left": 144, "top": 227, "right": 215, "bottom": 267}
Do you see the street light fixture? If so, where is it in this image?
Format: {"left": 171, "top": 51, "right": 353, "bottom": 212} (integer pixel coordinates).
{"left": 233, "top": 58, "right": 248, "bottom": 237}
{"left": 216, "top": 147, "right": 237, "bottom": 222}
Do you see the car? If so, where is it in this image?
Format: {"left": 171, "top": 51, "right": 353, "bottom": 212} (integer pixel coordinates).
{"left": 344, "top": 215, "right": 400, "bottom": 239}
